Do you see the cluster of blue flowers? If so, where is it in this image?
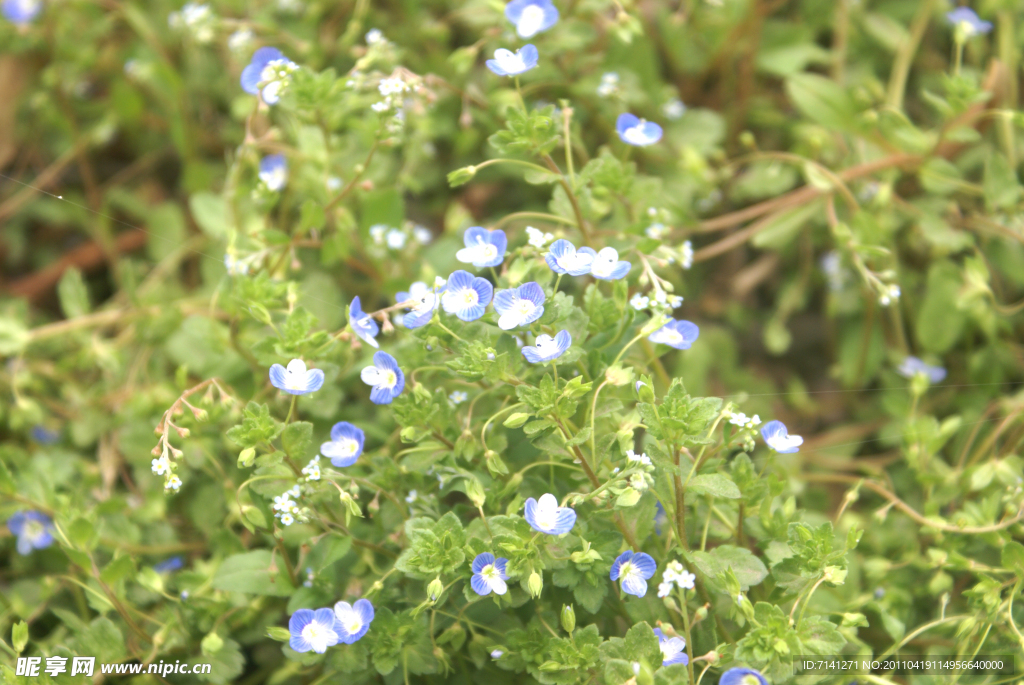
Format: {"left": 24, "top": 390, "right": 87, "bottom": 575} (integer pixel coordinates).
{"left": 288, "top": 600, "right": 374, "bottom": 654}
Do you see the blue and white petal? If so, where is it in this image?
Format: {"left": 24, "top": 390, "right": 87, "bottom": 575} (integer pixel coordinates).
{"left": 524, "top": 493, "right": 576, "bottom": 535}
{"left": 334, "top": 599, "right": 375, "bottom": 644}
{"left": 545, "top": 239, "right": 596, "bottom": 276}
{"left": 522, "top": 330, "right": 571, "bottom": 363}
{"left": 441, "top": 270, "right": 493, "bottom": 321}
{"left": 648, "top": 320, "right": 699, "bottom": 350}
{"left": 360, "top": 351, "right": 405, "bottom": 404}
{"left": 761, "top": 420, "right": 802, "bottom": 453}
{"left": 486, "top": 45, "right": 539, "bottom": 77}
{"left": 494, "top": 282, "right": 545, "bottom": 330}
{"left": 2, "top": 0, "right": 41, "bottom": 24}
{"left": 616, "top": 113, "right": 663, "bottom": 147}
{"left": 269, "top": 359, "right": 325, "bottom": 395}
{"left": 259, "top": 154, "right": 288, "bottom": 191}
{"left": 719, "top": 668, "right": 769, "bottom": 685}
{"left": 590, "top": 247, "right": 631, "bottom": 280}
{"left": 456, "top": 227, "right": 507, "bottom": 268}
{"left": 349, "top": 296, "right": 380, "bottom": 347}
{"left": 321, "top": 422, "right": 365, "bottom": 467}
{"left": 505, "top": 0, "right": 559, "bottom": 38}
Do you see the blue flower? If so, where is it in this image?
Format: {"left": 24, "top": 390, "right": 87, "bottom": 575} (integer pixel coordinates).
{"left": 441, "top": 270, "right": 493, "bottom": 322}
{"left": 333, "top": 599, "right": 374, "bottom": 644}
{"left": 360, "top": 351, "right": 404, "bottom": 404}
{"left": 348, "top": 296, "right": 380, "bottom": 347}
{"left": 3, "top": 0, "right": 41, "bottom": 25}
{"left": 456, "top": 227, "right": 507, "bottom": 268}
{"left": 486, "top": 45, "right": 539, "bottom": 76}
{"left": 269, "top": 359, "right": 325, "bottom": 395}
{"left": 522, "top": 330, "right": 571, "bottom": 364}
{"left": 590, "top": 247, "right": 631, "bottom": 280}
{"left": 288, "top": 607, "right": 341, "bottom": 654}
{"left": 397, "top": 282, "right": 440, "bottom": 329}
{"left": 154, "top": 557, "right": 184, "bottom": 573}
{"left": 610, "top": 550, "right": 656, "bottom": 597}
{"left": 616, "top": 113, "right": 663, "bottom": 147}
{"left": 897, "top": 356, "right": 947, "bottom": 384}
{"left": 241, "top": 47, "right": 297, "bottom": 104}
{"left": 524, "top": 493, "right": 576, "bottom": 535}
{"left": 30, "top": 425, "right": 60, "bottom": 444}
{"left": 545, "top": 239, "right": 596, "bottom": 276}
{"left": 494, "top": 282, "right": 545, "bottom": 330}
{"left": 259, "top": 154, "right": 288, "bottom": 192}
{"left": 321, "top": 422, "right": 365, "bottom": 468}
{"left": 7, "top": 511, "right": 54, "bottom": 555}
{"left": 470, "top": 552, "right": 510, "bottom": 596}
{"left": 946, "top": 7, "right": 992, "bottom": 37}
{"left": 648, "top": 319, "right": 699, "bottom": 349}
{"left": 653, "top": 628, "right": 688, "bottom": 666}
{"left": 719, "top": 668, "right": 769, "bottom": 685}
{"left": 504, "top": 0, "right": 559, "bottom": 38}
{"left": 761, "top": 420, "right": 802, "bottom": 454}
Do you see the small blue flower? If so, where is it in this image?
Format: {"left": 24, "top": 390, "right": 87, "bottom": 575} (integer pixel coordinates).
{"left": 360, "top": 351, "right": 404, "bottom": 404}
{"left": 545, "top": 239, "right": 596, "bottom": 276}
{"left": 449, "top": 391, "right": 468, "bottom": 405}
{"left": 610, "top": 550, "right": 656, "bottom": 597}
{"left": 719, "top": 667, "right": 769, "bottom": 685}
{"left": 442, "top": 270, "right": 493, "bottom": 322}
{"left": 653, "top": 628, "right": 688, "bottom": 666}
{"left": 269, "top": 359, "right": 325, "bottom": 395}
{"left": 524, "top": 493, "right": 576, "bottom": 535}
{"left": 259, "top": 154, "right": 288, "bottom": 192}
{"left": 456, "top": 227, "right": 507, "bottom": 268}
{"left": 648, "top": 319, "right": 700, "bottom": 349}
{"left": 471, "top": 552, "right": 510, "bottom": 596}
{"left": 616, "top": 113, "right": 663, "bottom": 147}
{"left": 397, "top": 282, "right": 440, "bottom": 329}
{"left": 522, "top": 330, "right": 571, "bottom": 364}
{"left": 494, "top": 282, "right": 545, "bottom": 330}
{"left": 288, "top": 607, "right": 341, "bottom": 654}
{"left": 334, "top": 599, "right": 374, "bottom": 644}
{"left": 241, "top": 47, "right": 297, "bottom": 104}
{"left": 946, "top": 7, "right": 992, "bottom": 37}
{"left": 590, "top": 247, "right": 631, "bottom": 280}
{"left": 154, "top": 557, "right": 184, "bottom": 573}
{"left": 504, "top": 0, "right": 558, "bottom": 38}
{"left": 897, "top": 356, "right": 946, "bottom": 384}
{"left": 761, "top": 420, "right": 802, "bottom": 454}
{"left": 321, "top": 422, "right": 365, "bottom": 467}
{"left": 7, "top": 511, "right": 54, "bottom": 555}
{"left": 30, "top": 425, "right": 60, "bottom": 444}
{"left": 2, "top": 0, "right": 41, "bottom": 25}
{"left": 486, "top": 45, "right": 539, "bottom": 76}
{"left": 349, "top": 296, "right": 380, "bottom": 347}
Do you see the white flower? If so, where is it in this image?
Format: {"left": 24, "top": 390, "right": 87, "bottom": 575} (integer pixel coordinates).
{"left": 369, "top": 224, "right": 388, "bottom": 244}
{"left": 365, "top": 28, "right": 383, "bottom": 44}
{"left": 526, "top": 226, "right": 554, "bottom": 248}
{"left": 413, "top": 225, "right": 432, "bottom": 244}
{"left": 371, "top": 101, "right": 390, "bottom": 112}
{"left": 302, "top": 457, "right": 321, "bottom": 481}
{"left": 326, "top": 176, "right": 343, "bottom": 192}
{"left": 449, "top": 391, "right": 468, "bottom": 405}
{"left": 597, "top": 72, "right": 619, "bottom": 98}
{"left": 152, "top": 456, "right": 171, "bottom": 476}
{"left": 379, "top": 77, "right": 408, "bottom": 96}
{"left": 681, "top": 240, "right": 694, "bottom": 269}
{"left": 878, "top": 284, "right": 901, "bottom": 306}
{"left": 657, "top": 581, "right": 674, "bottom": 598}
{"left": 165, "top": 475, "right": 182, "bottom": 491}
{"left": 729, "top": 412, "right": 749, "bottom": 426}
{"left": 280, "top": 512, "right": 295, "bottom": 526}
{"left": 228, "top": 28, "right": 254, "bottom": 52}
{"left": 645, "top": 223, "right": 670, "bottom": 240}
{"left": 630, "top": 293, "right": 650, "bottom": 310}
{"left": 626, "top": 450, "right": 651, "bottom": 466}
{"left": 405, "top": 490, "right": 418, "bottom": 503}
{"left": 677, "top": 570, "right": 695, "bottom": 590}
{"left": 386, "top": 229, "right": 407, "bottom": 249}
{"left": 662, "top": 98, "right": 686, "bottom": 120}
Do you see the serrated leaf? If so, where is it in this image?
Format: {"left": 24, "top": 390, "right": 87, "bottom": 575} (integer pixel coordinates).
{"left": 688, "top": 473, "right": 742, "bottom": 499}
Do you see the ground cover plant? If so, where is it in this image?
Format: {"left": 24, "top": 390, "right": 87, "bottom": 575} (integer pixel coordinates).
{"left": 2, "top": 0, "right": 1024, "bottom": 684}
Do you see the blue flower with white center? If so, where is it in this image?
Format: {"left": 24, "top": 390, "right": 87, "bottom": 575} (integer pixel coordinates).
{"left": 442, "top": 270, "right": 493, "bottom": 322}
{"left": 456, "top": 227, "right": 507, "bottom": 268}
{"left": 897, "top": 356, "right": 947, "bottom": 384}
{"left": 590, "top": 247, "right": 631, "bottom": 280}
{"left": 321, "top": 422, "right": 365, "bottom": 468}
{"left": 7, "top": 511, "right": 54, "bottom": 556}
{"left": 653, "top": 628, "right": 688, "bottom": 666}
{"left": 258, "top": 154, "right": 288, "bottom": 192}
{"left": 470, "top": 553, "right": 510, "bottom": 596}
{"left": 719, "top": 668, "right": 769, "bottom": 685}
{"left": 545, "top": 239, "right": 596, "bottom": 276}
{"left": 2, "top": 0, "right": 41, "bottom": 25}
{"left": 269, "top": 359, "right": 325, "bottom": 395}
{"left": 761, "top": 420, "right": 802, "bottom": 454}
{"left": 616, "top": 113, "right": 663, "bottom": 147}
{"left": 449, "top": 391, "right": 468, "bottom": 405}
{"left": 360, "top": 351, "right": 404, "bottom": 404}
{"left": 396, "top": 281, "right": 440, "bottom": 329}
{"left": 241, "top": 47, "right": 298, "bottom": 104}
{"left": 946, "top": 7, "right": 992, "bottom": 37}
{"left": 486, "top": 45, "right": 539, "bottom": 77}
{"left": 288, "top": 607, "right": 341, "bottom": 654}
{"left": 524, "top": 493, "right": 576, "bottom": 535}
{"left": 648, "top": 319, "right": 699, "bottom": 349}
{"left": 610, "top": 550, "right": 656, "bottom": 597}
{"left": 154, "top": 557, "right": 184, "bottom": 573}
{"left": 349, "top": 296, "right": 380, "bottom": 347}
{"left": 522, "top": 330, "right": 571, "bottom": 364}
{"left": 504, "top": 0, "right": 559, "bottom": 38}
{"left": 493, "top": 282, "right": 545, "bottom": 330}
{"left": 334, "top": 599, "right": 374, "bottom": 644}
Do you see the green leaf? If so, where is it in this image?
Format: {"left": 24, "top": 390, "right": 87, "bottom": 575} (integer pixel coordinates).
{"left": 983, "top": 152, "right": 1021, "bottom": 211}
{"left": 623, "top": 622, "right": 661, "bottom": 665}
{"left": 785, "top": 73, "right": 858, "bottom": 130}
{"left": 1001, "top": 541, "right": 1024, "bottom": 579}
{"left": 57, "top": 267, "right": 91, "bottom": 319}
{"left": 12, "top": 621, "right": 28, "bottom": 654}
{"left": 797, "top": 615, "right": 846, "bottom": 654}
{"left": 688, "top": 473, "right": 742, "bottom": 499}
{"left": 916, "top": 262, "right": 966, "bottom": 354}
{"left": 751, "top": 200, "right": 823, "bottom": 249}
{"left": 211, "top": 550, "right": 296, "bottom": 596}
{"left": 282, "top": 421, "right": 313, "bottom": 459}
{"left": 100, "top": 555, "right": 136, "bottom": 584}
{"left": 0, "top": 316, "right": 30, "bottom": 356}
{"left": 691, "top": 545, "right": 768, "bottom": 589}
{"left": 189, "top": 192, "right": 229, "bottom": 239}
{"left": 308, "top": 535, "right": 353, "bottom": 573}
{"left": 226, "top": 402, "right": 280, "bottom": 449}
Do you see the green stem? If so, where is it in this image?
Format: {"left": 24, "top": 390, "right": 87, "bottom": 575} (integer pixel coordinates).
{"left": 885, "top": 0, "right": 936, "bottom": 110}
{"left": 284, "top": 395, "right": 298, "bottom": 424}
{"left": 680, "top": 593, "right": 696, "bottom": 685}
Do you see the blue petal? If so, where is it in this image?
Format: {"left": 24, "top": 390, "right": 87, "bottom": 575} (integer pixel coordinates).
{"left": 269, "top": 364, "right": 287, "bottom": 389}
{"left": 404, "top": 308, "right": 433, "bottom": 329}
{"left": 463, "top": 226, "right": 489, "bottom": 247}
{"left": 289, "top": 634, "right": 313, "bottom": 652}
{"left": 373, "top": 351, "right": 399, "bottom": 373}
{"left": 304, "top": 369, "right": 325, "bottom": 393}
{"left": 593, "top": 260, "right": 631, "bottom": 280}
{"left": 504, "top": 0, "right": 528, "bottom": 23}
{"left": 486, "top": 59, "right": 507, "bottom": 76}
{"left": 354, "top": 599, "right": 375, "bottom": 627}
{"left": 519, "top": 44, "right": 539, "bottom": 69}
{"left": 523, "top": 497, "right": 539, "bottom": 530}
{"left": 616, "top": 113, "right": 640, "bottom": 135}
{"left": 551, "top": 507, "right": 576, "bottom": 534}
{"left": 330, "top": 421, "right": 362, "bottom": 445}
{"left": 493, "top": 289, "right": 517, "bottom": 315}
{"left": 447, "top": 269, "right": 475, "bottom": 291}
{"left": 547, "top": 239, "right": 573, "bottom": 260}
{"left": 250, "top": 47, "right": 284, "bottom": 70}
{"left": 473, "top": 552, "right": 495, "bottom": 573}
{"left": 289, "top": 608, "right": 314, "bottom": 635}
{"left": 7, "top": 512, "right": 25, "bottom": 535}
{"left": 621, "top": 574, "right": 648, "bottom": 597}
{"left": 719, "top": 668, "right": 768, "bottom": 685}
{"left": 522, "top": 346, "right": 546, "bottom": 364}
{"left": 553, "top": 330, "right": 572, "bottom": 353}
{"left": 370, "top": 386, "right": 394, "bottom": 404}
{"left": 471, "top": 574, "right": 492, "bottom": 596}
{"left": 761, "top": 420, "right": 786, "bottom": 441}
{"left": 517, "top": 282, "right": 545, "bottom": 306}
{"left": 632, "top": 553, "right": 657, "bottom": 579}
{"left": 663, "top": 653, "right": 689, "bottom": 666}
{"left": 494, "top": 558, "right": 509, "bottom": 576}
{"left": 472, "top": 278, "right": 494, "bottom": 305}
{"left": 489, "top": 229, "right": 508, "bottom": 254}
{"left": 455, "top": 303, "right": 486, "bottom": 322}
{"left": 240, "top": 63, "right": 263, "bottom": 94}
{"left": 609, "top": 551, "right": 631, "bottom": 580}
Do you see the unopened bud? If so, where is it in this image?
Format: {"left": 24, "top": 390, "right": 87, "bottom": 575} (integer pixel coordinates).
{"left": 527, "top": 572, "right": 543, "bottom": 598}
{"left": 427, "top": 577, "right": 444, "bottom": 603}
{"left": 237, "top": 447, "right": 256, "bottom": 468}
{"left": 560, "top": 604, "right": 576, "bottom": 633}
{"left": 694, "top": 605, "right": 708, "bottom": 623}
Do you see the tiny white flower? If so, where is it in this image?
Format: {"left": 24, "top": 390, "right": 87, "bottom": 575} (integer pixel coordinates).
{"left": 681, "top": 240, "right": 694, "bottom": 269}
{"left": 629, "top": 293, "right": 650, "bottom": 310}
{"left": 371, "top": 101, "right": 390, "bottom": 112}
{"left": 662, "top": 98, "right": 686, "bottom": 120}
{"left": 378, "top": 77, "right": 408, "bottom": 96}
{"left": 369, "top": 224, "right": 388, "bottom": 244}
{"left": 645, "top": 223, "right": 670, "bottom": 240}
{"left": 166, "top": 475, "right": 182, "bottom": 491}
{"left": 405, "top": 490, "right": 418, "bottom": 503}
{"left": 280, "top": 512, "right": 295, "bottom": 526}
{"left": 526, "top": 225, "right": 554, "bottom": 248}
{"left": 626, "top": 450, "right": 651, "bottom": 466}
{"left": 657, "top": 580, "right": 674, "bottom": 598}
{"left": 597, "top": 72, "right": 619, "bottom": 97}
{"left": 365, "top": 28, "right": 383, "bottom": 44}
{"left": 413, "top": 225, "right": 432, "bottom": 244}
{"left": 386, "top": 228, "right": 407, "bottom": 249}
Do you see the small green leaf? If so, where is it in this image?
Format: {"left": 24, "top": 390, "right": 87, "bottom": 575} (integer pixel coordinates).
{"left": 688, "top": 473, "right": 742, "bottom": 499}
{"left": 12, "top": 621, "right": 28, "bottom": 654}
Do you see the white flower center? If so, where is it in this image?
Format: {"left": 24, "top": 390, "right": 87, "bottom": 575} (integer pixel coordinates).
{"left": 461, "top": 289, "right": 479, "bottom": 306}
{"left": 518, "top": 4, "right": 545, "bottom": 37}
{"left": 515, "top": 300, "right": 535, "bottom": 317}
{"left": 378, "top": 370, "right": 397, "bottom": 389}
{"left": 623, "top": 122, "right": 651, "bottom": 145}
{"left": 535, "top": 505, "right": 556, "bottom": 530}
{"left": 23, "top": 520, "right": 44, "bottom": 541}
{"left": 337, "top": 438, "right": 359, "bottom": 457}
{"left": 662, "top": 328, "right": 683, "bottom": 345}
{"left": 285, "top": 373, "right": 305, "bottom": 390}
{"left": 302, "top": 623, "right": 328, "bottom": 651}
{"left": 619, "top": 562, "right": 635, "bottom": 580}
{"left": 482, "top": 564, "right": 498, "bottom": 579}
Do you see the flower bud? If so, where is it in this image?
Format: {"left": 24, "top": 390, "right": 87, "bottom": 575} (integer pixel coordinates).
{"left": 503, "top": 412, "right": 530, "bottom": 429}
{"left": 237, "top": 447, "right": 256, "bottom": 468}
{"left": 527, "top": 571, "right": 543, "bottom": 598}
{"left": 694, "top": 605, "right": 708, "bottom": 623}
{"left": 560, "top": 604, "right": 576, "bottom": 633}
{"left": 636, "top": 376, "right": 655, "bottom": 403}
{"left": 427, "top": 577, "right": 444, "bottom": 603}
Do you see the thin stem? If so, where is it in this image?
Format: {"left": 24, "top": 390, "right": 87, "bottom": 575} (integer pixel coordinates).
{"left": 542, "top": 154, "right": 590, "bottom": 245}
{"left": 885, "top": 0, "right": 936, "bottom": 110}
{"left": 284, "top": 394, "right": 298, "bottom": 424}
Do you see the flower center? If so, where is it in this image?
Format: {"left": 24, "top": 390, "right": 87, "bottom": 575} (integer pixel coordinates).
{"left": 23, "top": 520, "right": 43, "bottom": 540}
{"left": 285, "top": 373, "right": 305, "bottom": 390}
{"left": 663, "top": 328, "right": 683, "bottom": 345}
{"left": 518, "top": 4, "right": 545, "bottom": 36}
{"left": 338, "top": 438, "right": 359, "bottom": 457}
{"left": 482, "top": 564, "right": 498, "bottom": 579}
{"left": 379, "top": 370, "right": 397, "bottom": 389}
{"left": 619, "top": 561, "right": 635, "bottom": 579}
{"left": 535, "top": 506, "right": 556, "bottom": 530}
{"left": 623, "top": 122, "right": 650, "bottom": 145}
{"left": 515, "top": 300, "right": 535, "bottom": 317}
{"left": 461, "top": 289, "right": 479, "bottom": 306}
